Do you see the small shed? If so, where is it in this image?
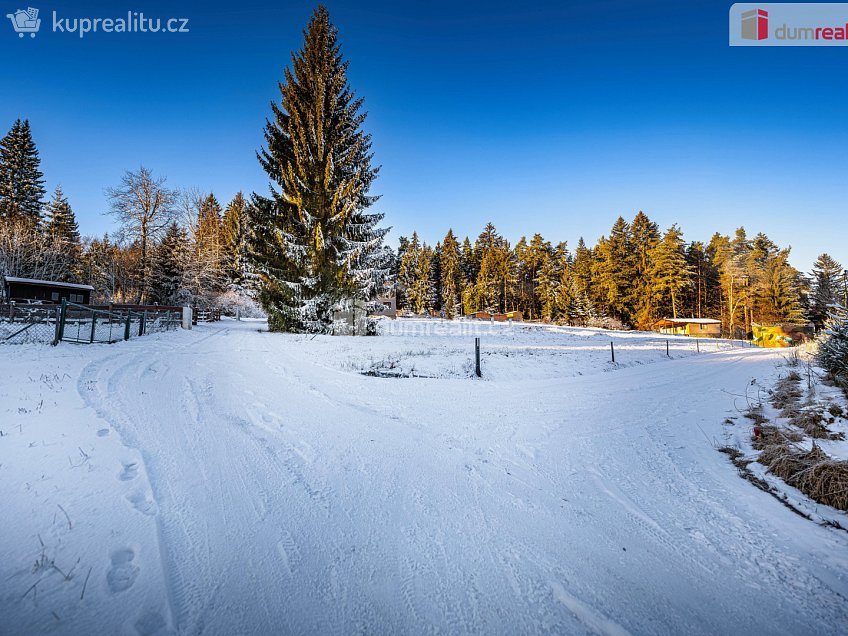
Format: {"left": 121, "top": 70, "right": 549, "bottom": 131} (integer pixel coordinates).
{"left": 2, "top": 276, "right": 93, "bottom": 304}
{"left": 655, "top": 317, "right": 721, "bottom": 337}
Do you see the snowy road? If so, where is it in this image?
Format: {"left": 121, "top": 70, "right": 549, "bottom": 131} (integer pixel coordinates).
{"left": 4, "top": 320, "right": 848, "bottom": 634}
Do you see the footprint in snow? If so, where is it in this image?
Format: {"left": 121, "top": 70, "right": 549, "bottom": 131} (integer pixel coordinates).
{"left": 97, "top": 428, "right": 110, "bottom": 437}
{"left": 119, "top": 462, "right": 139, "bottom": 481}
{"left": 126, "top": 490, "right": 157, "bottom": 516}
{"left": 134, "top": 610, "right": 168, "bottom": 636}
{"left": 106, "top": 548, "right": 139, "bottom": 593}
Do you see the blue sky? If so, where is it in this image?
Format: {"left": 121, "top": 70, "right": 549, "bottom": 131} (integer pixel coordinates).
{"left": 1, "top": 0, "right": 845, "bottom": 272}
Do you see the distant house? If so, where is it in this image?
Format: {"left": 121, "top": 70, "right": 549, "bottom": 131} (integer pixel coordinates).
{"left": 655, "top": 317, "right": 721, "bottom": 337}
{"left": 2, "top": 276, "right": 93, "bottom": 305}
{"left": 372, "top": 293, "right": 397, "bottom": 318}
{"left": 471, "top": 310, "right": 523, "bottom": 322}
{"left": 752, "top": 323, "right": 814, "bottom": 348}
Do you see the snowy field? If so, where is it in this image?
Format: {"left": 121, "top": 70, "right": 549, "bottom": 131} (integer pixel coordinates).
{"left": 1, "top": 318, "right": 847, "bottom": 635}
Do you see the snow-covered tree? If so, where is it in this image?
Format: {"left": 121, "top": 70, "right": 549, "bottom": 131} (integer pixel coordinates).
{"left": 248, "top": 5, "right": 388, "bottom": 333}
{"left": 818, "top": 304, "right": 848, "bottom": 384}
{"left": 222, "top": 192, "right": 250, "bottom": 286}
{"left": 809, "top": 253, "right": 845, "bottom": 329}
{"left": 439, "top": 229, "right": 462, "bottom": 318}
{"left": 0, "top": 119, "right": 46, "bottom": 224}
{"left": 152, "top": 221, "right": 191, "bottom": 305}
{"left": 398, "top": 232, "right": 432, "bottom": 314}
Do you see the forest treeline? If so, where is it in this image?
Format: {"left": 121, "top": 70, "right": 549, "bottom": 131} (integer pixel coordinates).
{"left": 395, "top": 215, "right": 846, "bottom": 335}
{"left": 2, "top": 115, "right": 845, "bottom": 334}
{"left": 0, "top": 119, "right": 258, "bottom": 315}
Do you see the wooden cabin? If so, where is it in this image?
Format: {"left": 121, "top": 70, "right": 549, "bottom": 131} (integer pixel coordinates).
{"left": 2, "top": 276, "right": 93, "bottom": 305}
{"left": 655, "top": 317, "right": 721, "bottom": 337}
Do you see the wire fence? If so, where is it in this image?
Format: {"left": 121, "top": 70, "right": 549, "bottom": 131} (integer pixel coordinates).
{"left": 0, "top": 304, "right": 58, "bottom": 345}
{"left": 0, "top": 302, "right": 183, "bottom": 346}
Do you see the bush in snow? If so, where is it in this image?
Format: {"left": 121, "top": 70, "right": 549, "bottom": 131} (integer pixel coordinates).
{"left": 213, "top": 289, "right": 265, "bottom": 319}
{"left": 817, "top": 304, "right": 848, "bottom": 384}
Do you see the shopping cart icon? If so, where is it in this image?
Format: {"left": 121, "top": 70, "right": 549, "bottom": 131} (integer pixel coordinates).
{"left": 6, "top": 7, "right": 41, "bottom": 38}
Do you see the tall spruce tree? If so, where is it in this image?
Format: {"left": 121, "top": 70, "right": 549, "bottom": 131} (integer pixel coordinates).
{"left": 630, "top": 211, "right": 660, "bottom": 328}
{"left": 248, "top": 5, "right": 388, "bottom": 332}
{"left": 222, "top": 192, "right": 249, "bottom": 286}
{"left": 0, "top": 119, "right": 46, "bottom": 223}
{"left": 593, "top": 217, "right": 634, "bottom": 323}
{"left": 440, "top": 229, "right": 462, "bottom": 318}
{"left": 809, "top": 253, "right": 844, "bottom": 328}
{"left": 44, "top": 185, "right": 82, "bottom": 281}
{"left": 152, "top": 222, "right": 191, "bottom": 305}
{"left": 398, "top": 233, "right": 432, "bottom": 314}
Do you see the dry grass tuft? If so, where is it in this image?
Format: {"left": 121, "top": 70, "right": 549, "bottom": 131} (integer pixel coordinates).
{"left": 758, "top": 443, "right": 848, "bottom": 512}
{"left": 752, "top": 425, "right": 802, "bottom": 450}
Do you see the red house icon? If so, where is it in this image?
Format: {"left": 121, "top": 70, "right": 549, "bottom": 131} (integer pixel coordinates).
{"left": 741, "top": 8, "right": 768, "bottom": 40}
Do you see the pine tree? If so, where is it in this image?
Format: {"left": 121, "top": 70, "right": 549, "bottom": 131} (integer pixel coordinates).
{"left": 648, "top": 224, "right": 692, "bottom": 319}
{"left": 535, "top": 248, "right": 560, "bottom": 321}
{"left": 188, "top": 194, "right": 227, "bottom": 306}
{"left": 474, "top": 223, "right": 512, "bottom": 312}
{"left": 248, "top": 6, "right": 388, "bottom": 332}
{"left": 398, "top": 233, "right": 433, "bottom": 314}
{"left": 222, "top": 192, "right": 250, "bottom": 286}
{"left": 684, "top": 241, "right": 718, "bottom": 319}
{"left": 152, "top": 222, "right": 191, "bottom": 305}
{"left": 44, "top": 185, "right": 82, "bottom": 281}
{"left": 593, "top": 217, "right": 634, "bottom": 323}
{"left": 429, "top": 242, "right": 443, "bottom": 313}
{"left": 460, "top": 236, "right": 476, "bottom": 289}
{"left": 755, "top": 247, "right": 805, "bottom": 324}
{"left": 0, "top": 119, "right": 46, "bottom": 223}
{"left": 440, "top": 229, "right": 462, "bottom": 318}
{"left": 809, "top": 253, "right": 845, "bottom": 329}
{"left": 630, "top": 211, "right": 660, "bottom": 328}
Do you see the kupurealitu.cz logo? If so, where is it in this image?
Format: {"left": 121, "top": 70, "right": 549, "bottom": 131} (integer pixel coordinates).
{"left": 731, "top": 3, "right": 848, "bottom": 45}
{"left": 6, "top": 6, "right": 190, "bottom": 39}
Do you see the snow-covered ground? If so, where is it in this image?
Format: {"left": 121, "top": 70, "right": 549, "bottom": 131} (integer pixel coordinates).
{"left": 1, "top": 318, "right": 847, "bottom": 635}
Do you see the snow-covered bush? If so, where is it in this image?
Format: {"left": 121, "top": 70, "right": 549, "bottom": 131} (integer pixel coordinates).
{"left": 213, "top": 289, "right": 265, "bottom": 319}
{"left": 817, "top": 304, "right": 848, "bottom": 383}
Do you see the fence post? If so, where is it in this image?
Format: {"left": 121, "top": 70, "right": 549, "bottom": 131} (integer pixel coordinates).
{"left": 124, "top": 311, "right": 132, "bottom": 341}
{"left": 52, "top": 305, "right": 61, "bottom": 346}
{"left": 610, "top": 341, "right": 615, "bottom": 364}
{"left": 140, "top": 311, "right": 147, "bottom": 337}
{"left": 696, "top": 339, "right": 700, "bottom": 353}
{"left": 182, "top": 306, "right": 193, "bottom": 330}
{"left": 475, "top": 337, "right": 481, "bottom": 377}
{"left": 666, "top": 340, "right": 670, "bottom": 357}
{"left": 56, "top": 300, "right": 67, "bottom": 344}
{"left": 90, "top": 308, "right": 97, "bottom": 344}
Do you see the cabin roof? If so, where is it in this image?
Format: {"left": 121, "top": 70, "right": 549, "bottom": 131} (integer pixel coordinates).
{"left": 2, "top": 276, "right": 94, "bottom": 292}
{"left": 656, "top": 317, "right": 721, "bottom": 325}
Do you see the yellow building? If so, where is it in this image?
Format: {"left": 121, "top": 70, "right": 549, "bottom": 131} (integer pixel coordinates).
{"left": 655, "top": 318, "right": 721, "bottom": 337}
{"left": 752, "top": 323, "right": 814, "bottom": 348}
